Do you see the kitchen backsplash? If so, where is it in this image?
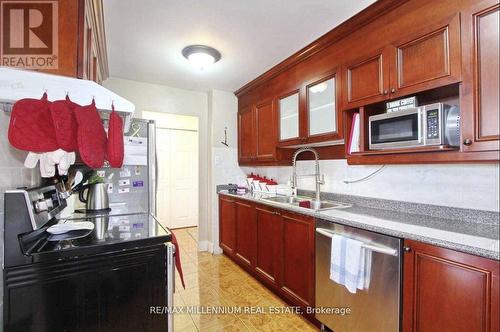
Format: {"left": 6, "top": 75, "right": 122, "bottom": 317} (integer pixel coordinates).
{"left": 243, "top": 160, "right": 500, "bottom": 212}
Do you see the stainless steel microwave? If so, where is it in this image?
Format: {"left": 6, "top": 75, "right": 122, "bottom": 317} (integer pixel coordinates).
{"left": 369, "top": 103, "right": 460, "bottom": 150}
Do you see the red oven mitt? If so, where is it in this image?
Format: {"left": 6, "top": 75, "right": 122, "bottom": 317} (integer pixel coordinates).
{"left": 74, "top": 100, "right": 107, "bottom": 168}
{"left": 106, "top": 109, "right": 124, "bottom": 168}
{"left": 50, "top": 96, "right": 79, "bottom": 152}
{"left": 170, "top": 232, "right": 186, "bottom": 289}
{"left": 8, "top": 93, "right": 59, "bottom": 152}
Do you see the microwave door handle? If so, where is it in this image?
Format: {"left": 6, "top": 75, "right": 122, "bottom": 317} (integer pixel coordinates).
{"left": 418, "top": 110, "right": 423, "bottom": 143}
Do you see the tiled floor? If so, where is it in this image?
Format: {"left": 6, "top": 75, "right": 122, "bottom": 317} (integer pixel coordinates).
{"left": 172, "top": 227, "right": 319, "bottom": 332}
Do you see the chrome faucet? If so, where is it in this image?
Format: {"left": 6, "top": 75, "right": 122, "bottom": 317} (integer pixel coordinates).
{"left": 291, "top": 147, "right": 325, "bottom": 209}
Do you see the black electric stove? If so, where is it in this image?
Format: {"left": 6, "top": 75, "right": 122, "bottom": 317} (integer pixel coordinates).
{"left": 3, "top": 185, "right": 173, "bottom": 332}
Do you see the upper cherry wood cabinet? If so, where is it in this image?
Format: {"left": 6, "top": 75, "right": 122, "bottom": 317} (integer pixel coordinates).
{"left": 403, "top": 239, "right": 499, "bottom": 332}
{"left": 306, "top": 70, "right": 343, "bottom": 143}
{"left": 238, "top": 106, "right": 257, "bottom": 163}
{"left": 31, "top": 0, "right": 108, "bottom": 82}
{"left": 238, "top": 101, "right": 278, "bottom": 164}
{"left": 236, "top": 0, "right": 499, "bottom": 165}
{"left": 342, "top": 14, "right": 461, "bottom": 109}
{"left": 276, "top": 70, "right": 343, "bottom": 147}
{"left": 392, "top": 14, "right": 461, "bottom": 96}
{"left": 343, "top": 48, "right": 392, "bottom": 108}
{"left": 461, "top": 0, "right": 500, "bottom": 153}
{"left": 255, "top": 100, "right": 278, "bottom": 160}
{"left": 278, "top": 91, "right": 300, "bottom": 143}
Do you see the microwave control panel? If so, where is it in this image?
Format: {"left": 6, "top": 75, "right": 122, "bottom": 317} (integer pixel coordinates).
{"left": 426, "top": 109, "right": 440, "bottom": 139}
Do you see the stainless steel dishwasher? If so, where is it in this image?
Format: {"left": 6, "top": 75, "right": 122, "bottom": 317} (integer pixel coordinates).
{"left": 315, "top": 219, "right": 401, "bottom": 332}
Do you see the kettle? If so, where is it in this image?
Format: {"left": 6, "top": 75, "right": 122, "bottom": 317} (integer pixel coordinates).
{"left": 78, "top": 183, "right": 110, "bottom": 212}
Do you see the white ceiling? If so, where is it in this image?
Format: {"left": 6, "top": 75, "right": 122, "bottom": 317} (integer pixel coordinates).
{"left": 103, "top": 0, "right": 376, "bottom": 92}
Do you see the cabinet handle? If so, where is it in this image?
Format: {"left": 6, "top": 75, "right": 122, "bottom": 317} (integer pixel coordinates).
{"left": 383, "top": 90, "right": 388, "bottom": 95}
{"left": 463, "top": 138, "right": 473, "bottom": 146}
{"left": 274, "top": 211, "right": 281, "bottom": 215}
{"left": 403, "top": 246, "right": 411, "bottom": 253}
{"left": 390, "top": 88, "right": 396, "bottom": 94}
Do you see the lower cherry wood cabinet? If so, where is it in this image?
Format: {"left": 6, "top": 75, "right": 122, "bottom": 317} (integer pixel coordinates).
{"left": 403, "top": 239, "right": 499, "bottom": 332}
{"left": 219, "top": 195, "right": 315, "bottom": 311}
{"left": 235, "top": 200, "right": 257, "bottom": 269}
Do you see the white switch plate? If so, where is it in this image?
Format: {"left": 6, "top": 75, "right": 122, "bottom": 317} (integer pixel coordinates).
{"left": 107, "top": 183, "right": 114, "bottom": 194}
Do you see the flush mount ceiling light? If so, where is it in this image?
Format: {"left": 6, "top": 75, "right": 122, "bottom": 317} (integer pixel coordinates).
{"left": 182, "top": 45, "right": 221, "bottom": 69}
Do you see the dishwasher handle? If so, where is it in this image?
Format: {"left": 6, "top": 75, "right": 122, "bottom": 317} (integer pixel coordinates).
{"left": 316, "top": 228, "right": 399, "bottom": 257}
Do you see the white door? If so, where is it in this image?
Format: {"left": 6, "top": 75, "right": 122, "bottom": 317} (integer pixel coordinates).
{"left": 156, "top": 128, "right": 199, "bottom": 229}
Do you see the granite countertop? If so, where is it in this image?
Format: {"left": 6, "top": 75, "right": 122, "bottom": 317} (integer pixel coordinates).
{"left": 218, "top": 190, "right": 500, "bottom": 260}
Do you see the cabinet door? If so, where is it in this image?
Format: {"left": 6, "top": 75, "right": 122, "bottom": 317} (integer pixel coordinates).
{"left": 238, "top": 106, "right": 256, "bottom": 163}
{"left": 255, "top": 100, "right": 277, "bottom": 160}
{"left": 278, "top": 91, "right": 300, "bottom": 144}
{"left": 235, "top": 200, "right": 257, "bottom": 269}
{"left": 306, "top": 70, "right": 343, "bottom": 141}
{"left": 280, "top": 211, "right": 315, "bottom": 308}
{"left": 461, "top": 1, "right": 500, "bottom": 153}
{"left": 255, "top": 205, "right": 282, "bottom": 288}
{"left": 392, "top": 14, "right": 461, "bottom": 96}
{"left": 219, "top": 195, "right": 236, "bottom": 255}
{"left": 403, "top": 240, "right": 499, "bottom": 332}
{"left": 343, "top": 47, "right": 391, "bottom": 108}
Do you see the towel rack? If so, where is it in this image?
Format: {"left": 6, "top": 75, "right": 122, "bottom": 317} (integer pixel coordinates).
{"left": 316, "top": 228, "right": 399, "bottom": 256}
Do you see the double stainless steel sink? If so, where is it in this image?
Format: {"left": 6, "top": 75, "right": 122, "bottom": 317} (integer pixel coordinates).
{"left": 262, "top": 195, "right": 351, "bottom": 211}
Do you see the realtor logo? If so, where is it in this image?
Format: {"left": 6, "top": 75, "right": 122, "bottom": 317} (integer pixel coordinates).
{"left": 1, "top": 0, "right": 58, "bottom": 69}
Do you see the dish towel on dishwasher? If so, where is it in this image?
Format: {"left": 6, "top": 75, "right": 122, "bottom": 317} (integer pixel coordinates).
{"left": 330, "top": 234, "right": 372, "bottom": 294}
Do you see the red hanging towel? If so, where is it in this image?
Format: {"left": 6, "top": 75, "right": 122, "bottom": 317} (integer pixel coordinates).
{"left": 50, "top": 95, "right": 79, "bottom": 152}
{"left": 8, "top": 93, "right": 59, "bottom": 152}
{"left": 106, "top": 108, "right": 124, "bottom": 168}
{"left": 74, "top": 100, "right": 107, "bottom": 168}
{"left": 170, "top": 232, "right": 186, "bottom": 289}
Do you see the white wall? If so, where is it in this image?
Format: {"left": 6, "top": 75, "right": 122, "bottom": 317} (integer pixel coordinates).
{"left": 252, "top": 160, "right": 500, "bottom": 212}
{"left": 208, "top": 90, "right": 247, "bottom": 253}
{"left": 103, "top": 77, "right": 211, "bottom": 247}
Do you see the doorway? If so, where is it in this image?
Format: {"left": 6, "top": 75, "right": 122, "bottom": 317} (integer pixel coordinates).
{"left": 142, "top": 111, "right": 199, "bottom": 230}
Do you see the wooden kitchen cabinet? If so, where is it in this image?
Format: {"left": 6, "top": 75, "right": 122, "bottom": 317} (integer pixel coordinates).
{"left": 255, "top": 100, "right": 278, "bottom": 160}
{"left": 391, "top": 13, "right": 461, "bottom": 97}
{"left": 460, "top": 0, "right": 500, "bottom": 153}
{"left": 280, "top": 211, "right": 315, "bottom": 308}
{"left": 343, "top": 14, "right": 461, "bottom": 109}
{"left": 238, "top": 100, "right": 278, "bottom": 164}
{"left": 343, "top": 47, "right": 392, "bottom": 108}
{"left": 234, "top": 200, "right": 257, "bottom": 269}
{"left": 255, "top": 205, "right": 282, "bottom": 288}
{"left": 219, "top": 195, "right": 236, "bottom": 256}
{"left": 21, "top": 0, "right": 109, "bottom": 82}
{"left": 238, "top": 106, "right": 257, "bottom": 163}
{"left": 219, "top": 198, "right": 315, "bottom": 311}
{"left": 403, "top": 240, "right": 500, "bottom": 332}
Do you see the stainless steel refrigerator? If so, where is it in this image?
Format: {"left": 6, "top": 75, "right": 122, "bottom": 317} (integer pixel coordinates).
{"left": 102, "top": 118, "right": 157, "bottom": 216}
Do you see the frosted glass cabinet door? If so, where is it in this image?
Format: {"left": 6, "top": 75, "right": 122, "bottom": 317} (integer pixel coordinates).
{"left": 279, "top": 92, "right": 299, "bottom": 140}
{"left": 308, "top": 78, "right": 336, "bottom": 136}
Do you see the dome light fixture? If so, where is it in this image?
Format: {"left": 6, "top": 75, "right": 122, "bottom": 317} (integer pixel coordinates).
{"left": 182, "top": 45, "right": 221, "bottom": 69}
